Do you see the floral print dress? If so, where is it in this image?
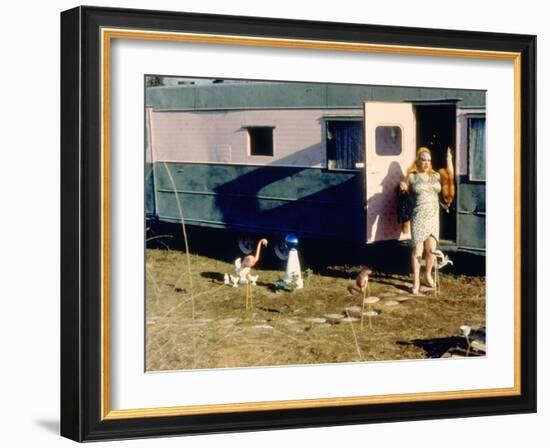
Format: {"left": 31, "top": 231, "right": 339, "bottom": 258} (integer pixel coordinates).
{"left": 408, "top": 172, "right": 441, "bottom": 245}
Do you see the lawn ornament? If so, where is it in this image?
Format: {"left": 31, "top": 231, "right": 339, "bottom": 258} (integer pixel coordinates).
{"left": 416, "top": 250, "right": 453, "bottom": 295}
{"left": 249, "top": 275, "right": 259, "bottom": 286}
{"left": 230, "top": 274, "right": 240, "bottom": 287}
{"left": 432, "top": 250, "right": 453, "bottom": 295}
{"left": 283, "top": 234, "right": 303, "bottom": 289}
{"left": 347, "top": 268, "right": 372, "bottom": 296}
{"left": 235, "top": 238, "right": 268, "bottom": 284}
{"left": 362, "top": 296, "right": 380, "bottom": 330}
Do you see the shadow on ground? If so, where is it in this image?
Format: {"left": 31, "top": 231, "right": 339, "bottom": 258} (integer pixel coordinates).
{"left": 397, "top": 337, "right": 468, "bottom": 358}
{"left": 147, "top": 222, "right": 485, "bottom": 277}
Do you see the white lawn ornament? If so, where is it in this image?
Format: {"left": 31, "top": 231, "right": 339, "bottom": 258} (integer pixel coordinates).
{"left": 283, "top": 234, "right": 304, "bottom": 290}
{"left": 234, "top": 258, "right": 251, "bottom": 284}
{"left": 432, "top": 250, "right": 453, "bottom": 295}
{"left": 249, "top": 275, "right": 259, "bottom": 286}
{"left": 416, "top": 250, "right": 453, "bottom": 295}
{"left": 230, "top": 275, "right": 240, "bottom": 288}
{"left": 460, "top": 325, "right": 472, "bottom": 356}
{"left": 223, "top": 273, "right": 230, "bottom": 285}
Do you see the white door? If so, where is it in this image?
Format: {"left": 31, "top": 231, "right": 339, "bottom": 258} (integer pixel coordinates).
{"left": 364, "top": 102, "right": 416, "bottom": 243}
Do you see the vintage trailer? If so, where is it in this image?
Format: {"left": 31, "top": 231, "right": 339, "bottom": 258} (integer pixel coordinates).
{"left": 145, "top": 81, "right": 485, "bottom": 258}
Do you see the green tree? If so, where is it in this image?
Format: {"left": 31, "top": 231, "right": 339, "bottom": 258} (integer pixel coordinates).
{"left": 146, "top": 76, "right": 165, "bottom": 87}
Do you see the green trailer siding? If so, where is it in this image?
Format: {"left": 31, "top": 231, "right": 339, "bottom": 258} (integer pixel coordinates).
{"left": 457, "top": 179, "right": 486, "bottom": 250}
{"left": 146, "top": 82, "right": 486, "bottom": 111}
{"left": 153, "top": 162, "right": 363, "bottom": 241}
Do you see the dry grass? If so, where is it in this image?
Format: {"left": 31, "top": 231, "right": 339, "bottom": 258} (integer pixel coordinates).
{"left": 145, "top": 247, "right": 485, "bottom": 371}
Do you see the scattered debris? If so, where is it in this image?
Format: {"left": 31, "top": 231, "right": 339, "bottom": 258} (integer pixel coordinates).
{"left": 441, "top": 325, "right": 486, "bottom": 358}
{"left": 258, "top": 306, "right": 281, "bottom": 313}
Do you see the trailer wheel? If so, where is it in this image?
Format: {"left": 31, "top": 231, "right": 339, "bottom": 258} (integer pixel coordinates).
{"left": 237, "top": 235, "right": 255, "bottom": 255}
{"left": 274, "top": 240, "right": 290, "bottom": 260}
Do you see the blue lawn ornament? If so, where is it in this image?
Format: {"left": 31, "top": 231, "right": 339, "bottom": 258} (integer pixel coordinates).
{"left": 285, "top": 234, "right": 299, "bottom": 250}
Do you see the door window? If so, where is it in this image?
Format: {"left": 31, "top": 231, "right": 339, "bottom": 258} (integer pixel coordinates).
{"left": 375, "top": 126, "right": 402, "bottom": 156}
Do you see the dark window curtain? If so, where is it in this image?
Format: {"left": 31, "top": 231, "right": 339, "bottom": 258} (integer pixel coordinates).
{"left": 328, "top": 121, "right": 363, "bottom": 169}
{"left": 469, "top": 118, "right": 486, "bottom": 181}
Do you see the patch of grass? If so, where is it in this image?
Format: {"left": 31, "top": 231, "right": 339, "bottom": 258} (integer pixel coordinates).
{"left": 145, "top": 248, "right": 485, "bottom": 371}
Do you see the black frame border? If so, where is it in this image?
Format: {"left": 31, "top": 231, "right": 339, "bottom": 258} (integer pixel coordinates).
{"left": 61, "top": 6, "right": 536, "bottom": 442}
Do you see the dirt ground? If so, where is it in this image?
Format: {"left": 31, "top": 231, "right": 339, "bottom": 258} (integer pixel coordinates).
{"left": 145, "top": 246, "right": 486, "bottom": 371}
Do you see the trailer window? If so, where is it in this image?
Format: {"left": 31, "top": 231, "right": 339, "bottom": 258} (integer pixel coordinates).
{"left": 375, "top": 126, "right": 402, "bottom": 156}
{"left": 247, "top": 127, "right": 274, "bottom": 156}
{"left": 326, "top": 120, "right": 364, "bottom": 170}
{"left": 468, "top": 117, "right": 486, "bottom": 181}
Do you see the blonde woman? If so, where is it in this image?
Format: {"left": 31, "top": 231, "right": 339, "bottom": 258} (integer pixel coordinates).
{"left": 399, "top": 147, "right": 454, "bottom": 295}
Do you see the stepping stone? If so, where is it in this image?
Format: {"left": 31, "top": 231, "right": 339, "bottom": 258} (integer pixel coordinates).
{"left": 395, "top": 296, "right": 413, "bottom": 302}
{"left": 286, "top": 319, "right": 300, "bottom": 324}
{"left": 364, "top": 311, "right": 379, "bottom": 317}
{"left": 324, "top": 313, "right": 344, "bottom": 324}
{"left": 252, "top": 324, "right": 274, "bottom": 330}
{"left": 291, "top": 326, "right": 307, "bottom": 334}
{"left": 344, "top": 306, "right": 362, "bottom": 318}
{"left": 341, "top": 317, "right": 359, "bottom": 323}
{"left": 383, "top": 301, "right": 400, "bottom": 307}
{"left": 379, "top": 292, "right": 397, "bottom": 298}
{"left": 305, "top": 317, "right": 327, "bottom": 324}
{"left": 363, "top": 297, "right": 380, "bottom": 305}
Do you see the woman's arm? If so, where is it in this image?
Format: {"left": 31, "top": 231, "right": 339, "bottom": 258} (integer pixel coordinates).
{"left": 399, "top": 173, "right": 414, "bottom": 193}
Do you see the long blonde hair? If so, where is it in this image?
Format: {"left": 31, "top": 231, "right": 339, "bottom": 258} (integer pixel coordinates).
{"left": 407, "top": 147, "right": 435, "bottom": 176}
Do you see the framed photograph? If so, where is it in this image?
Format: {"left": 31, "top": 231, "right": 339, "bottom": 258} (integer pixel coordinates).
{"left": 60, "top": 5, "right": 536, "bottom": 442}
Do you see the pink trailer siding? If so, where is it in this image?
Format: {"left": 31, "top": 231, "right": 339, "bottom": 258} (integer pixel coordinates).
{"left": 149, "top": 109, "right": 362, "bottom": 167}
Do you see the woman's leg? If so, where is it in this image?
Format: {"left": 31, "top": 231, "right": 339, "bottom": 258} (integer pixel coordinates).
{"left": 423, "top": 236, "right": 437, "bottom": 288}
{"left": 412, "top": 243, "right": 424, "bottom": 295}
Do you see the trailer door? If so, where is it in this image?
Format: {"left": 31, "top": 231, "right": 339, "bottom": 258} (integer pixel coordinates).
{"left": 363, "top": 102, "right": 416, "bottom": 243}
